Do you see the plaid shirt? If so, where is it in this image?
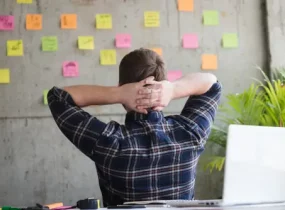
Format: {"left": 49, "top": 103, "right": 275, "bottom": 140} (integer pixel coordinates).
{"left": 48, "top": 82, "right": 221, "bottom": 206}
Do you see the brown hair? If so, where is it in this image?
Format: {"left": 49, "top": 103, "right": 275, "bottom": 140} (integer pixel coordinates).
{"left": 119, "top": 48, "right": 166, "bottom": 86}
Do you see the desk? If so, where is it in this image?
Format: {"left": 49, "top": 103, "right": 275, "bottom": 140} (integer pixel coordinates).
{"left": 102, "top": 203, "right": 285, "bottom": 210}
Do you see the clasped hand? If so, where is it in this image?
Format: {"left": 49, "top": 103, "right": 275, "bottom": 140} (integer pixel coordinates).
{"left": 120, "top": 76, "right": 174, "bottom": 114}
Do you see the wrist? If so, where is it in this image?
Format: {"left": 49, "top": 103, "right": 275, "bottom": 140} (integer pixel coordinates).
{"left": 117, "top": 85, "right": 126, "bottom": 104}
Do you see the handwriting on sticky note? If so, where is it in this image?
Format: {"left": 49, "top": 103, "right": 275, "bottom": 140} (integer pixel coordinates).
{"left": 183, "top": 34, "right": 198, "bottom": 49}
{"left": 0, "top": 69, "right": 10, "bottom": 84}
{"left": 43, "top": 90, "right": 49, "bottom": 105}
{"left": 17, "top": 0, "right": 32, "bottom": 3}
{"left": 61, "top": 14, "right": 77, "bottom": 29}
{"left": 78, "top": 36, "right": 94, "bottom": 50}
{"left": 96, "top": 14, "right": 112, "bottom": 29}
{"left": 115, "top": 34, "right": 131, "bottom": 48}
{"left": 26, "top": 14, "right": 42, "bottom": 30}
{"left": 144, "top": 11, "right": 160, "bottom": 27}
{"left": 0, "top": 16, "right": 14, "bottom": 31}
{"left": 167, "top": 71, "right": 182, "bottom": 82}
{"left": 62, "top": 61, "right": 79, "bottom": 77}
{"left": 7, "top": 40, "right": 23, "bottom": 56}
{"left": 202, "top": 54, "right": 218, "bottom": 70}
{"left": 42, "top": 36, "right": 58, "bottom": 52}
{"left": 178, "top": 0, "right": 194, "bottom": 12}
{"left": 151, "top": 48, "right": 163, "bottom": 56}
{"left": 203, "top": 11, "right": 219, "bottom": 26}
{"left": 100, "top": 50, "right": 116, "bottom": 65}
{"left": 223, "top": 33, "right": 238, "bottom": 48}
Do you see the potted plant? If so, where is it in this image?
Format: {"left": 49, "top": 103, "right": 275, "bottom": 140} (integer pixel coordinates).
{"left": 204, "top": 68, "right": 285, "bottom": 172}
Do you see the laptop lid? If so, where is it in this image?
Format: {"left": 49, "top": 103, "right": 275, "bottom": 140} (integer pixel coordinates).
{"left": 222, "top": 125, "right": 285, "bottom": 205}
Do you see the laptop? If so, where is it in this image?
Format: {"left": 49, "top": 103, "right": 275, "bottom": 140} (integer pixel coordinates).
{"left": 124, "top": 125, "right": 285, "bottom": 207}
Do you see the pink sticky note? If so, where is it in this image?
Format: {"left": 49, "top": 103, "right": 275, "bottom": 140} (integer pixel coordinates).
{"left": 0, "top": 16, "right": 14, "bottom": 31}
{"left": 62, "top": 61, "right": 79, "bottom": 77}
{"left": 167, "top": 70, "right": 183, "bottom": 82}
{"left": 183, "top": 34, "right": 198, "bottom": 49}
{"left": 115, "top": 34, "right": 131, "bottom": 48}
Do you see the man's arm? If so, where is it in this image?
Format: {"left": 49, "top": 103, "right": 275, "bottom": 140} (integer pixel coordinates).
{"left": 47, "top": 77, "right": 157, "bottom": 159}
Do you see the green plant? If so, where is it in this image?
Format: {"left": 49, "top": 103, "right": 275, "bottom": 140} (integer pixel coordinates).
{"left": 204, "top": 68, "right": 285, "bottom": 172}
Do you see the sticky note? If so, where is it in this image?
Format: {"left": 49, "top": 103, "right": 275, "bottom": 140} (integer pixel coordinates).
{"left": 100, "top": 50, "right": 116, "bottom": 65}
{"left": 26, "top": 14, "right": 42, "bottom": 30}
{"left": 0, "top": 16, "right": 14, "bottom": 31}
{"left": 223, "top": 33, "right": 238, "bottom": 48}
{"left": 0, "top": 69, "right": 10, "bottom": 84}
{"left": 42, "top": 36, "right": 58, "bottom": 52}
{"left": 144, "top": 11, "right": 160, "bottom": 27}
{"left": 203, "top": 11, "right": 219, "bottom": 26}
{"left": 115, "top": 34, "right": 131, "bottom": 48}
{"left": 7, "top": 40, "right": 23, "bottom": 56}
{"left": 61, "top": 14, "right": 77, "bottom": 29}
{"left": 62, "top": 61, "right": 79, "bottom": 77}
{"left": 151, "top": 48, "right": 163, "bottom": 56}
{"left": 78, "top": 36, "right": 94, "bottom": 50}
{"left": 178, "top": 0, "right": 194, "bottom": 12}
{"left": 43, "top": 90, "right": 49, "bottom": 105}
{"left": 202, "top": 54, "right": 218, "bottom": 70}
{"left": 167, "top": 70, "right": 182, "bottom": 82}
{"left": 183, "top": 34, "right": 198, "bottom": 49}
{"left": 17, "top": 0, "right": 32, "bottom": 3}
{"left": 96, "top": 14, "right": 112, "bottom": 29}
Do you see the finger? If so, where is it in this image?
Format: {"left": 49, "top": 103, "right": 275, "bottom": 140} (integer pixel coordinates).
{"left": 136, "top": 98, "right": 160, "bottom": 106}
{"left": 140, "top": 76, "right": 154, "bottom": 86}
{"left": 153, "top": 106, "right": 164, "bottom": 111}
{"left": 137, "top": 92, "right": 161, "bottom": 100}
{"left": 138, "top": 86, "right": 162, "bottom": 95}
{"left": 136, "top": 107, "right": 148, "bottom": 114}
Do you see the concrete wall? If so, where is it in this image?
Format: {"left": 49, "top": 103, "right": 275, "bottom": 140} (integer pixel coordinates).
{"left": 0, "top": 0, "right": 269, "bottom": 206}
{"left": 266, "top": 0, "right": 285, "bottom": 69}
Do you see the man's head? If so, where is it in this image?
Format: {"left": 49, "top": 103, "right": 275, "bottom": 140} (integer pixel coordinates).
{"left": 119, "top": 48, "right": 166, "bottom": 86}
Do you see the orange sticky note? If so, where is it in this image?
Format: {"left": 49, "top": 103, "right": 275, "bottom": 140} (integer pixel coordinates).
{"left": 61, "top": 14, "right": 77, "bottom": 29}
{"left": 202, "top": 54, "right": 218, "bottom": 70}
{"left": 26, "top": 14, "right": 42, "bottom": 30}
{"left": 178, "top": 0, "right": 194, "bottom": 12}
{"left": 151, "top": 48, "right": 162, "bottom": 56}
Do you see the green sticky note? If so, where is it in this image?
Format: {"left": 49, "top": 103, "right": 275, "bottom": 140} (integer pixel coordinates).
{"left": 203, "top": 10, "right": 219, "bottom": 26}
{"left": 78, "top": 36, "right": 94, "bottom": 50}
{"left": 42, "top": 36, "right": 58, "bottom": 52}
{"left": 43, "top": 89, "right": 48, "bottom": 105}
{"left": 223, "top": 33, "right": 238, "bottom": 48}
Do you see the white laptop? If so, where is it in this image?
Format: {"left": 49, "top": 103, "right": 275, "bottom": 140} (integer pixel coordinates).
{"left": 124, "top": 125, "right": 285, "bottom": 207}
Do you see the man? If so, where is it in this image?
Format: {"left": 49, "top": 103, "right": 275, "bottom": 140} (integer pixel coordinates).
{"left": 48, "top": 48, "right": 221, "bottom": 206}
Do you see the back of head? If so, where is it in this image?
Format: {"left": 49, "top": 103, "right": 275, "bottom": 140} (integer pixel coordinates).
{"left": 119, "top": 48, "right": 166, "bottom": 85}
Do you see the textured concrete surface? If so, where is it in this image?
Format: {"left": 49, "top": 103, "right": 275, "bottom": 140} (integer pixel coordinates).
{"left": 266, "top": 0, "right": 285, "bottom": 68}
{"left": 0, "top": 0, "right": 270, "bottom": 206}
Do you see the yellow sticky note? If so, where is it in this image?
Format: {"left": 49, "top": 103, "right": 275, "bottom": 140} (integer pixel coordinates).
{"left": 43, "top": 89, "right": 49, "bottom": 105}
{"left": 0, "top": 69, "right": 10, "bottom": 84}
{"left": 17, "top": 0, "right": 32, "bottom": 3}
{"left": 151, "top": 48, "right": 162, "bottom": 56}
{"left": 96, "top": 14, "right": 112, "bottom": 29}
{"left": 78, "top": 36, "right": 94, "bottom": 50}
{"left": 61, "top": 14, "right": 77, "bottom": 29}
{"left": 26, "top": 14, "right": 42, "bottom": 30}
{"left": 100, "top": 50, "right": 116, "bottom": 65}
{"left": 7, "top": 40, "right": 23, "bottom": 56}
{"left": 202, "top": 54, "right": 218, "bottom": 70}
{"left": 144, "top": 11, "right": 160, "bottom": 27}
{"left": 178, "top": 0, "right": 194, "bottom": 12}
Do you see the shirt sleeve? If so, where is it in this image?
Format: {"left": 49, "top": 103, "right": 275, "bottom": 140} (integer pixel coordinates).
{"left": 47, "top": 87, "right": 107, "bottom": 160}
{"left": 180, "top": 82, "right": 222, "bottom": 145}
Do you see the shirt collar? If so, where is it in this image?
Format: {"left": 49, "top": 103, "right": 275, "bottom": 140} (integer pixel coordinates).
{"left": 125, "top": 111, "right": 164, "bottom": 123}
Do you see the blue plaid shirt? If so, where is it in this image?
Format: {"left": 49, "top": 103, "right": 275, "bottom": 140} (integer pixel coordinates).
{"left": 48, "top": 82, "right": 221, "bottom": 206}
